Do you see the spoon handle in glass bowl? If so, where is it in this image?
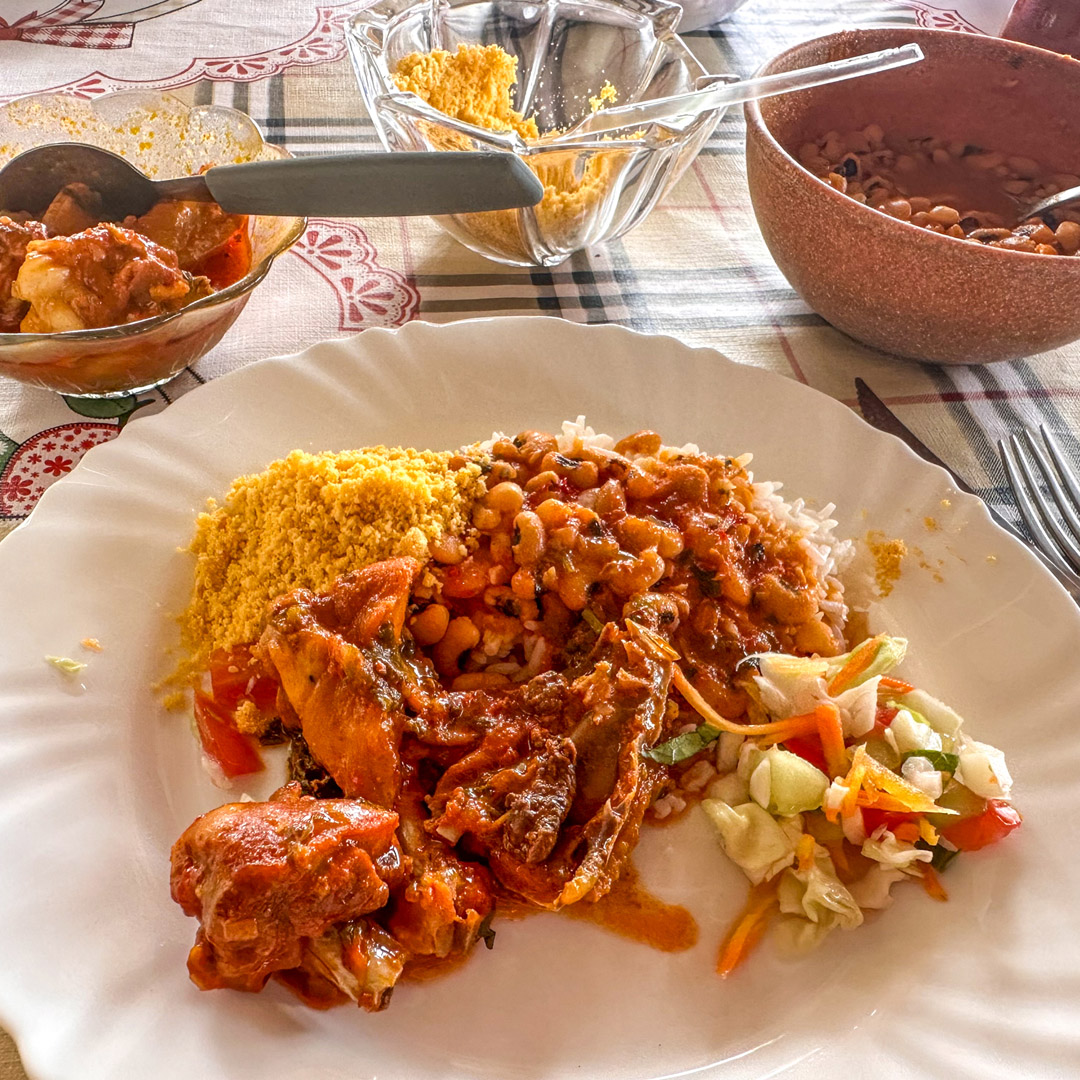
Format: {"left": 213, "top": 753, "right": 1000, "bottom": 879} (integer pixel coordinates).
{"left": 569, "top": 43, "right": 925, "bottom": 140}
{"left": 201, "top": 152, "right": 544, "bottom": 217}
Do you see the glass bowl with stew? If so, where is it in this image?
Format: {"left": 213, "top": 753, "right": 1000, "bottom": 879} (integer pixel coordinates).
{"left": 0, "top": 92, "right": 303, "bottom": 397}
{"left": 347, "top": 0, "right": 727, "bottom": 267}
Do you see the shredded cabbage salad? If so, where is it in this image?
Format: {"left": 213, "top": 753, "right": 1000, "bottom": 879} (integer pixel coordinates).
{"left": 652, "top": 634, "right": 1021, "bottom": 974}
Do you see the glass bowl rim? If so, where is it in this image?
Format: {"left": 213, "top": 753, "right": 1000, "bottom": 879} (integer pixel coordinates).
{"left": 346, "top": 0, "right": 716, "bottom": 154}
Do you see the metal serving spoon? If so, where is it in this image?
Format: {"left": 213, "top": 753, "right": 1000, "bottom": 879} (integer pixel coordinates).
{"left": 1024, "top": 184, "right": 1080, "bottom": 222}
{"left": 0, "top": 143, "right": 544, "bottom": 220}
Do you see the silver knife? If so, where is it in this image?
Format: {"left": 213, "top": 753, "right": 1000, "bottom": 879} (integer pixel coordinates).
{"left": 855, "top": 378, "right": 1080, "bottom": 598}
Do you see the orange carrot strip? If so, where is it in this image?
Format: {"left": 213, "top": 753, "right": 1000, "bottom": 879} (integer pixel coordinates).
{"left": 892, "top": 821, "right": 921, "bottom": 844}
{"left": 816, "top": 703, "right": 848, "bottom": 779}
{"left": 827, "top": 635, "right": 884, "bottom": 696}
{"left": 880, "top": 676, "right": 915, "bottom": 694}
{"left": 754, "top": 715, "right": 823, "bottom": 746}
{"left": 920, "top": 865, "right": 949, "bottom": 903}
{"left": 918, "top": 817, "right": 939, "bottom": 845}
{"left": 717, "top": 883, "right": 778, "bottom": 978}
{"left": 673, "top": 667, "right": 835, "bottom": 738}
{"left": 796, "top": 833, "right": 816, "bottom": 872}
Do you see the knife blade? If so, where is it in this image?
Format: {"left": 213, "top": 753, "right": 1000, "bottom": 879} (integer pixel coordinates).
{"left": 204, "top": 151, "right": 545, "bottom": 218}
{"left": 854, "top": 378, "right": 1024, "bottom": 541}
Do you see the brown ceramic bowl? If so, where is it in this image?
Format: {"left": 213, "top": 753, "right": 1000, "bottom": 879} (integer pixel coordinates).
{"left": 745, "top": 27, "right": 1080, "bottom": 365}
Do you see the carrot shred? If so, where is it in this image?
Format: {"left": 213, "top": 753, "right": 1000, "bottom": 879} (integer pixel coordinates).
{"left": 673, "top": 667, "right": 836, "bottom": 738}
{"left": 796, "top": 833, "right": 816, "bottom": 871}
{"left": 920, "top": 865, "right": 949, "bottom": 903}
{"left": 892, "top": 821, "right": 921, "bottom": 844}
{"left": 879, "top": 676, "right": 915, "bottom": 694}
{"left": 918, "top": 817, "right": 939, "bottom": 845}
{"left": 815, "top": 702, "right": 848, "bottom": 779}
{"left": 827, "top": 635, "right": 883, "bottom": 696}
{"left": 717, "top": 882, "right": 778, "bottom": 978}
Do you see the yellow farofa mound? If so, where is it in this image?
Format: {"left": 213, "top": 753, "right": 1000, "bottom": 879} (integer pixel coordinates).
{"left": 393, "top": 44, "right": 539, "bottom": 139}
{"left": 393, "top": 44, "right": 628, "bottom": 260}
{"left": 180, "top": 446, "right": 485, "bottom": 666}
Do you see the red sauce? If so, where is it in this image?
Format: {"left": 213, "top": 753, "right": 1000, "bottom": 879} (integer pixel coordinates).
{"left": 192, "top": 224, "right": 252, "bottom": 289}
{"left": 562, "top": 863, "right": 699, "bottom": 953}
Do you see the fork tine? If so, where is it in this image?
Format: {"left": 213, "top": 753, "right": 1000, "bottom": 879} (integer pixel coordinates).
{"left": 1039, "top": 425, "right": 1080, "bottom": 512}
{"left": 1017, "top": 431, "right": 1080, "bottom": 572}
{"left": 1000, "top": 436, "right": 1080, "bottom": 583}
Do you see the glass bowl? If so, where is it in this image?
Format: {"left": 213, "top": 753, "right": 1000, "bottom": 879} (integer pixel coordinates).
{"left": 347, "top": 0, "right": 727, "bottom": 267}
{"left": 0, "top": 92, "right": 304, "bottom": 398}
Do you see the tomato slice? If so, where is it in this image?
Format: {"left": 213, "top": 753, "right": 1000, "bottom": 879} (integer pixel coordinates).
{"left": 209, "top": 646, "right": 278, "bottom": 713}
{"left": 193, "top": 691, "right": 264, "bottom": 778}
{"left": 782, "top": 735, "right": 829, "bottom": 775}
{"left": 861, "top": 807, "right": 916, "bottom": 836}
{"left": 940, "top": 799, "right": 1021, "bottom": 852}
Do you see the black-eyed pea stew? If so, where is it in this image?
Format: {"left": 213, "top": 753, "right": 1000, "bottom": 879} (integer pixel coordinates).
{"left": 799, "top": 125, "right": 1080, "bottom": 256}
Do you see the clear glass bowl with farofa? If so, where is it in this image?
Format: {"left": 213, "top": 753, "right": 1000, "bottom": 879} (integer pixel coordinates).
{"left": 347, "top": 0, "right": 728, "bottom": 267}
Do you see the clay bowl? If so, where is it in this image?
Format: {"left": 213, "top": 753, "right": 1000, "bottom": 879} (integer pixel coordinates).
{"left": 745, "top": 27, "right": 1080, "bottom": 365}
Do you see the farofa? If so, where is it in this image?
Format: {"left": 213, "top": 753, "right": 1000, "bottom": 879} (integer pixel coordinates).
{"left": 181, "top": 446, "right": 484, "bottom": 664}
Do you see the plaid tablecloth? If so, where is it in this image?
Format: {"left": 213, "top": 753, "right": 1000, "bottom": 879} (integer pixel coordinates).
{"left": 0, "top": 0, "right": 1076, "bottom": 1073}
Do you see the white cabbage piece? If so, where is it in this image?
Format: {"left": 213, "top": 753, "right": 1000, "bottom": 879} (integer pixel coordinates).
{"left": 708, "top": 770, "right": 750, "bottom": 806}
{"left": 885, "top": 708, "right": 943, "bottom": 756}
{"left": 701, "top": 800, "right": 801, "bottom": 885}
{"left": 956, "top": 739, "right": 1013, "bottom": 800}
{"left": 848, "top": 865, "right": 907, "bottom": 910}
{"left": 895, "top": 687, "right": 963, "bottom": 742}
{"left": 751, "top": 652, "right": 830, "bottom": 719}
{"left": 833, "top": 674, "right": 880, "bottom": 738}
{"left": 777, "top": 845, "right": 863, "bottom": 938}
{"left": 747, "top": 747, "right": 829, "bottom": 817}
{"left": 900, "top": 755, "right": 944, "bottom": 800}
{"left": 826, "top": 635, "right": 907, "bottom": 691}
{"left": 862, "top": 827, "right": 933, "bottom": 875}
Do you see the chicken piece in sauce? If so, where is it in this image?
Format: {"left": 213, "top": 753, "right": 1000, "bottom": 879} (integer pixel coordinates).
{"left": 40, "top": 182, "right": 104, "bottom": 235}
{"left": 170, "top": 782, "right": 403, "bottom": 996}
{"left": 0, "top": 216, "right": 48, "bottom": 332}
{"left": 259, "top": 558, "right": 422, "bottom": 808}
{"left": 128, "top": 198, "right": 247, "bottom": 273}
{"left": 13, "top": 223, "right": 211, "bottom": 332}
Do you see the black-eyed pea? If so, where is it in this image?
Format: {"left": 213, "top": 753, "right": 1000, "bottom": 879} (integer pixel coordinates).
{"left": 485, "top": 480, "right": 525, "bottom": 515}
{"left": 524, "top": 469, "right": 559, "bottom": 493}
{"left": 927, "top": 205, "right": 961, "bottom": 226}
{"left": 430, "top": 534, "right": 467, "bottom": 565}
{"left": 511, "top": 567, "right": 537, "bottom": 599}
{"left": 410, "top": 603, "right": 450, "bottom": 646}
{"left": 947, "top": 224, "right": 966, "bottom": 238}
{"left": 1055, "top": 220, "right": 1080, "bottom": 255}
{"left": 908, "top": 197, "right": 931, "bottom": 213}
{"left": 882, "top": 199, "right": 912, "bottom": 220}
{"left": 512, "top": 510, "right": 546, "bottom": 567}
{"left": 472, "top": 504, "right": 502, "bottom": 531}
{"left": 1008, "top": 155, "right": 1039, "bottom": 178}
{"left": 433, "top": 616, "right": 481, "bottom": 674}
{"left": 614, "top": 430, "right": 662, "bottom": 458}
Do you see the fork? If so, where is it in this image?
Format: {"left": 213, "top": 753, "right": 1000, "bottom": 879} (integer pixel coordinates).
{"left": 999, "top": 426, "right": 1080, "bottom": 594}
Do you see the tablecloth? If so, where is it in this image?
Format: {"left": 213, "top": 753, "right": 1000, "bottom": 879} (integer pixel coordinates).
{"left": 0, "top": 0, "right": 1077, "bottom": 1073}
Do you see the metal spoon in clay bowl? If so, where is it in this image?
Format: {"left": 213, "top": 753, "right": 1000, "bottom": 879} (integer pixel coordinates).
{"left": 0, "top": 145, "right": 545, "bottom": 220}
{"left": 1024, "top": 185, "right": 1080, "bottom": 223}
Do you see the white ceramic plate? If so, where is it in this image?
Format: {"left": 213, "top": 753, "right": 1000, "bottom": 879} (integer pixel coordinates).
{"left": 1, "top": 318, "right": 1078, "bottom": 1080}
